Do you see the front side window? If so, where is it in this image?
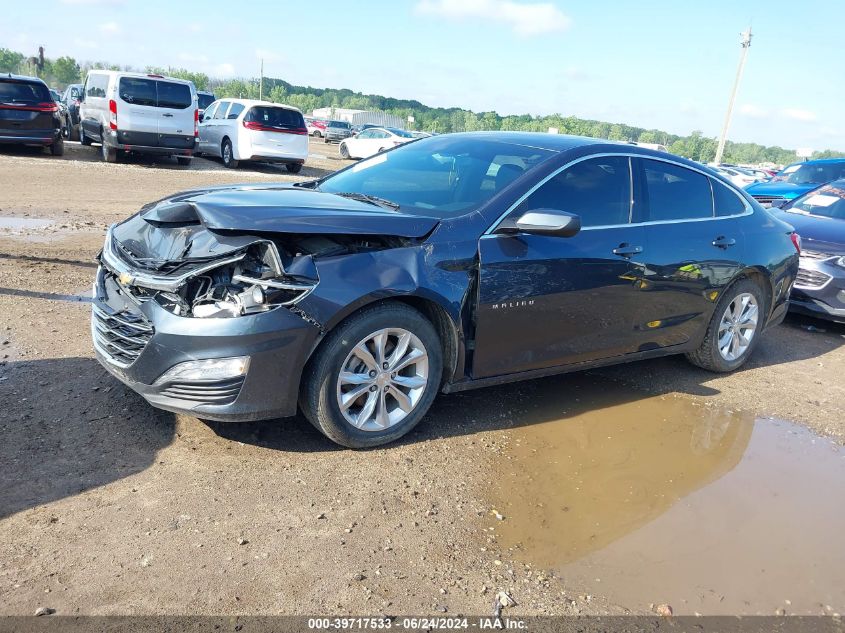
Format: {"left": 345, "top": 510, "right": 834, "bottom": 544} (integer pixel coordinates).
{"left": 639, "top": 159, "right": 712, "bottom": 222}
{"left": 202, "top": 102, "right": 219, "bottom": 120}
{"left": 86, "top": 74, "right": 108, "bottom": 98}
{"left": 514, "top": 156, "right": 632, "bottom": 228}
{"left": 357, "top": 130, "right": 373, "bottom": 139}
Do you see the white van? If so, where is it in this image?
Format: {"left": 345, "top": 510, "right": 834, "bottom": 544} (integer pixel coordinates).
{"left": 197, "top": 98, "right": 308, "bottom": 172}
{"left": 79, "top": 71, "right": 197, "bottom": 164}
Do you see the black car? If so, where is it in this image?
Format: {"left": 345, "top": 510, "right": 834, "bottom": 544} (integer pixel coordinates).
{"left": 61, "top": 82, "right": 84, "bottom": 130}
{"left": 197, "top": 90, "right": 215, "bottom": 119}
{"left": 0, "top": 74, "right": 64, "bottom": 155}
{"left": 772, "top": 180, "right": 845, "bottom": 322}
{"left": 91, "top": 133, "right": 799, "bottom": 447}
{"left": 50, "top": 88, "right": 72, "bottom": 138}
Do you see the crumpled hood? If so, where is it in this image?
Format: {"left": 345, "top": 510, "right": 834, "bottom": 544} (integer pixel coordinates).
{"left": 745, "top": 180, "right": 817, "bottom": 199}
{"left": 140, "top": 184, "right": 440, "bottom": 238}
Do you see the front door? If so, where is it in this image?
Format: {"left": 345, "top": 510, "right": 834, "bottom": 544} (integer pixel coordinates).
{"left": 472, "top": 155, "right": 648, "bottom": 378}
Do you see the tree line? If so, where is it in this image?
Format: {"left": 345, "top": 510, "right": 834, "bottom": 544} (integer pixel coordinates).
{"left": 2, "top": 47, "right": 842, "bottom": 165}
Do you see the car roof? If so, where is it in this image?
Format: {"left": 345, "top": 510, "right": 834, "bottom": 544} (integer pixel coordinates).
{"left": 1, "top": 73, "right": 47, "bottom": 85}
{"left": 798, "top": 158, "right": 845, "bottom": 165}
{"left": 440, "top": 131, "right": 606, "bottom": 153}
{"left": 216, "top": 98, "right": 301, "bottom": 112}
{"left": 86, "top": 70, "right": 194, "bottom": 86}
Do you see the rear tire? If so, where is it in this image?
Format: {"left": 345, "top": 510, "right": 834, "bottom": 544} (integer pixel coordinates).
{"left": 176, "top": 156, "right": 192, "bottom": 166}
{"left": 285, "top": 162, "right": 302, "bottom": 174}
{"left": 221, "top": 139, "right": 238, "bottom": 168}
{"left": 300, "top": 303, "right": 442, "bottom": 448}
{"left": 685, "top": 279, "right": 765, "bottom": 373}
{"left": 50, "top": 136, "right": 64, "bottom": 156}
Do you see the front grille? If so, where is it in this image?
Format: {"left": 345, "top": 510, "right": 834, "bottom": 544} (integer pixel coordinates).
{"left": 795, "top": 268, "right": 832, "bottom": 289}
{"left": 92, "top": 303, "right": 154, "bottom": 367}
{"left": 751, "top": 195, "right": 784, "bottom": 206}
{"left": 800, "top": 250, "right": 834, "bottom": 261}
{"left": 159, "top": 377, "right": 245, "bottom": 405}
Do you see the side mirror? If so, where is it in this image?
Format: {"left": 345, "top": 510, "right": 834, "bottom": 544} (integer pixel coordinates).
{"left": 497, "top": 209, "right": 581, "bottom": 238}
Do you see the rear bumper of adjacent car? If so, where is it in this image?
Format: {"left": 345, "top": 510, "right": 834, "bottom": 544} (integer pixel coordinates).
{"left": 0, "top": 129, "right": 62, "bottom": 145}
{"left": 106, "top": 129, "right": 196, "bottom": 156}
{"left": 91, "top": 266, "right": 321, "bottom": 421}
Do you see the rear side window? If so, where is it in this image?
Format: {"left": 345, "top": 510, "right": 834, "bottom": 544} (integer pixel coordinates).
{"left": 640, "top": 159, "right": 713, "bottom": 221}
{"left": 515, "top": 156, "right": 632, "bottom": 228}
{"left": 227, "top": 102, "right": 245, "bottom": 119}
{"left": 117, "top": 77, "right": 192, "bottom": 109}
{"left": 245, "top": 107, "right": 305, "bottom": 129}
{"left": 85, "top": 74, "right": 108, "bottom": 98}
{"left": 0, "top": 80, "right": 51, "bottom": 104}
{"left": 157, "top": 81, "right": 192, "bottom": 109}
{"left": 712, "top": 179, "right": 746, "bottom": 217}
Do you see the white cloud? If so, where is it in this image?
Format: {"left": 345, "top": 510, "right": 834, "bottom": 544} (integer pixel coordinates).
{"left": 562, "top": 66, "right": 588, "bottom": 81}
{"left": 178, "top": 52, "right": 209, "bottom": 64}
{"left": 739, "top": 103, "right": 768, "bottom": 119}
{"left": 214, "top": 63, "right": 236, "bottom": 76}
{"left": 98, "top": 21, "right": 121, "bottom": 35}
{"left": 414, "top": 0, "right": 571, "bottom": 36}
{"left": 781, "top": 108, "right": 817, "bottom": 122}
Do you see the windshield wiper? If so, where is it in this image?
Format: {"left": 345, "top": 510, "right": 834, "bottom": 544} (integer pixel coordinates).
{"left": 331, "top": 191, "right": 400, "bottom": 210}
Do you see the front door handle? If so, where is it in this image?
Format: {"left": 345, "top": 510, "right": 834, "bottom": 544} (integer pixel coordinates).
{"left": 612, "top": 243, "right": 643, "bottom": 258}
{"left": 712, "top": 236, "right": 736, "bottom": 249}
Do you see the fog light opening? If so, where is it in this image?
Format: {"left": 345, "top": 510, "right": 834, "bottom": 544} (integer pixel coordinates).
{"left": 154, "top": 356, "right": 250, "bottom": 384}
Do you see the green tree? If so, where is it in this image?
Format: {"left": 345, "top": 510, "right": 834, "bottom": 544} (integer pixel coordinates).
{"left": 52, "top": 56, "right": 80, "bottom": 86}
{"left": 0, "top": 48, "right": 24, "bottom": 73}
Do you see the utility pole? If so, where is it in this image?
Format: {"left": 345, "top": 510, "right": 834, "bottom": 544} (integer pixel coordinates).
{"left": 714, "top": 27, "right": 753, "bottom": 165}
{"left": 259, "top": 58, "right": 264, "bottom": 100}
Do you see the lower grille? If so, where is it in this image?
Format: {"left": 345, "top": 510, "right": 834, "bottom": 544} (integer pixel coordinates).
{"left": 795, "top": 268, "right": 832, "bottom": 289}
{"left": 92, "top": 303, "right": 154, "bottom": 367}
{"left": 752, "top": 195, "right": 784, "bottom": 206}
{"left": 159, "top": 377, "right": 245, "bottom": 405}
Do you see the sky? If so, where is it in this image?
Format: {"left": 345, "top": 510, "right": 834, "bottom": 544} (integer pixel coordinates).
{"left": 3, "top": 0, "right": 843, "bottom": 150}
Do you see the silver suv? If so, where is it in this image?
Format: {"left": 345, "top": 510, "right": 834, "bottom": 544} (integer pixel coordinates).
{"left": 324, "top": 120, "right": 353, "bottom": 143}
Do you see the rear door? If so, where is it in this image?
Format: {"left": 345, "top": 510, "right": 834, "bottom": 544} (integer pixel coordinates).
{"left": 115, "top": 76, "right": 159, "bottom": 143}
{"left": 242, "top": 105, "right": 307, "bottom": 156}
{"left": 632, "top": 158, "right": 747, "bottom": 349}
{"left": 0, "top": 79, "right": 56, "bottom": 140}
{"left": 155, "top": 79, "right": 195, "bottom": 148}
{"left": 197, "top": 101, "right": 219, "bottom": 152}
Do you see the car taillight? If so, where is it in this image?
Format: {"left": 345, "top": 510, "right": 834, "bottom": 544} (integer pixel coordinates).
{"left": 108, "top": 99, "right": 117, "bottom": 130}
{"left": 0, "top": 101, "right": 60, "bottom": 112}
{"left": 194, "top": 108, "right": 199, "bottom": 137}
{"left": 790, "top": 232, "right": 801, "bottom": 255}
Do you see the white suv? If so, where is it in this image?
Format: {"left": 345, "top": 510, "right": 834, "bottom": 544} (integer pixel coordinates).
{"left": 79, "top": 71, "right": 197, "bottom": 165}
{"left": 197, "top": 99, "right": 308, "bottom": 172}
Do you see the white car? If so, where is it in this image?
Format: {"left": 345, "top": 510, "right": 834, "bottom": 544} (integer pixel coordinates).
{"left": 79, "top": 70, "right": 197, "bottom": 164}
{"left": 712, "top": 166, "right": 760, "bottom": 188}
{"left": 197, "top": 98, "right": 308, "bottom": 172}
{"left": 339, "top": 127, "right": 415, "bottom": 160}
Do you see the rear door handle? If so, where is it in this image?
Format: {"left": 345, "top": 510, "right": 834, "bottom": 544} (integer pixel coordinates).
{"left": 712, "top": 236, "right": 736, "bottom": 248}
{"left": 162, "top": 113, "right": 174, "bottom": 118}
{"left": 612, "top": 244, "right": 643, "bottom": 258}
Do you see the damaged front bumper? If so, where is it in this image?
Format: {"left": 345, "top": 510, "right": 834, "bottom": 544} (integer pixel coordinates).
{"left": 91, "top": 263, "right": 321, "bottom": 422}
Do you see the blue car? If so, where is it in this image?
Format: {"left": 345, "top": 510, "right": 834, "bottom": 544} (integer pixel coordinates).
{"left": 746, "top": 158, "right": 845, "bottom": 207}
{"left": 91, "top": 132, "right": 799, "bottom": 447}
{"left": 772, "top": 179, "right": 845, "bottom": 322}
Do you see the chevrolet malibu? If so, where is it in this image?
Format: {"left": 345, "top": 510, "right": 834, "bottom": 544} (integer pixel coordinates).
{"left": 92, "top": 133, "right": 800, "bottom": 447}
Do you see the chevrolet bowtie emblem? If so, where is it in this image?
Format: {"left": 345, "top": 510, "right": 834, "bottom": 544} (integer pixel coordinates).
{"left": 118, "top": 272, "right": 135, "bottom": 285}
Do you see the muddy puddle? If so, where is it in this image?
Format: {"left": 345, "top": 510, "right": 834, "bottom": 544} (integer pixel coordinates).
{"left": 487, "top": 378, "right": 844, "bottom": 615}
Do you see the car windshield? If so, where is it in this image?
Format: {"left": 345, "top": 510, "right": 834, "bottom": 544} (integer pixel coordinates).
{"left": 197, "top": 93, "right": 215, "bottom": 110}
{"left": 785, "top": 181, "right": 845, "bottom": 220}
{"left": 0, "top": 80, "right": 51, "bottom": 104}
{"left": 329, "top": 120, "right": 350, "bottom": 129}
{"left": 786, "top": 162, "right": 845, "bottom": 185}
{"left": 317, "top": 136, "right": 556, "bottom": 217}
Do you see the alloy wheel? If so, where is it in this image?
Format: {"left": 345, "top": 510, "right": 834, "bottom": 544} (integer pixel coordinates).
{"left": 335, "top": 328, "right": 429, "bottom": 432}
{"left": 717, "top": 292, "right": 759, "bottom": 361}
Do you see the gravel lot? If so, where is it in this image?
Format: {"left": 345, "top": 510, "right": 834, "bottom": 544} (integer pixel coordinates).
{"left": 0, "top": 141, "right": 843, "bottom": 618}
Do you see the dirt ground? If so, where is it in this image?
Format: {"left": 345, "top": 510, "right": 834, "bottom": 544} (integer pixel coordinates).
{"left": 1, "top": 142, "right": 843, "bottom": 618}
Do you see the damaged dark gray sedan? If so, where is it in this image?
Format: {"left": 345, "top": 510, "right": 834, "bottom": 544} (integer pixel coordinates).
{"left": 92, "top": 132, "right": 799, "bottom": 447}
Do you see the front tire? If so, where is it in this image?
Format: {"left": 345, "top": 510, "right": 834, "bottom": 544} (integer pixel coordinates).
{"left": 221, "top": 139, "right": 238, "bottom": 168}
{"left": 686, "top": 279, "right": 765, "bottom": 372}
{"left": 339, "top": 142, "right": 350, "bottom": 159}
{"left": 300, "top": 303, "right": 442, "bottom": 448}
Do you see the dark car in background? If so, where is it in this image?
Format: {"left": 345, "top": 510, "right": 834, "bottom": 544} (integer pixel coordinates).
{"left": 0, "top": 74, "right": 64, "bottom": 155}
{"left": 91, "top": 133, "right": 799, "bottom": 448}
{"left": 772, "top": 180, "right": 845, "bottom": 322}
{"left": 323, "top": 119, "right": 353, "bottom": 143}
{"left": 61, "top": 82, "right": 84, "bottom": 134}
{"left": 50, "top": 88, "right": 72, "bottom": 138}
{"left": 197, "top": 90, "right": 215, "bottom": 119}
{"left": 746, "top": 158, "right": 845, "bottom": 207}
